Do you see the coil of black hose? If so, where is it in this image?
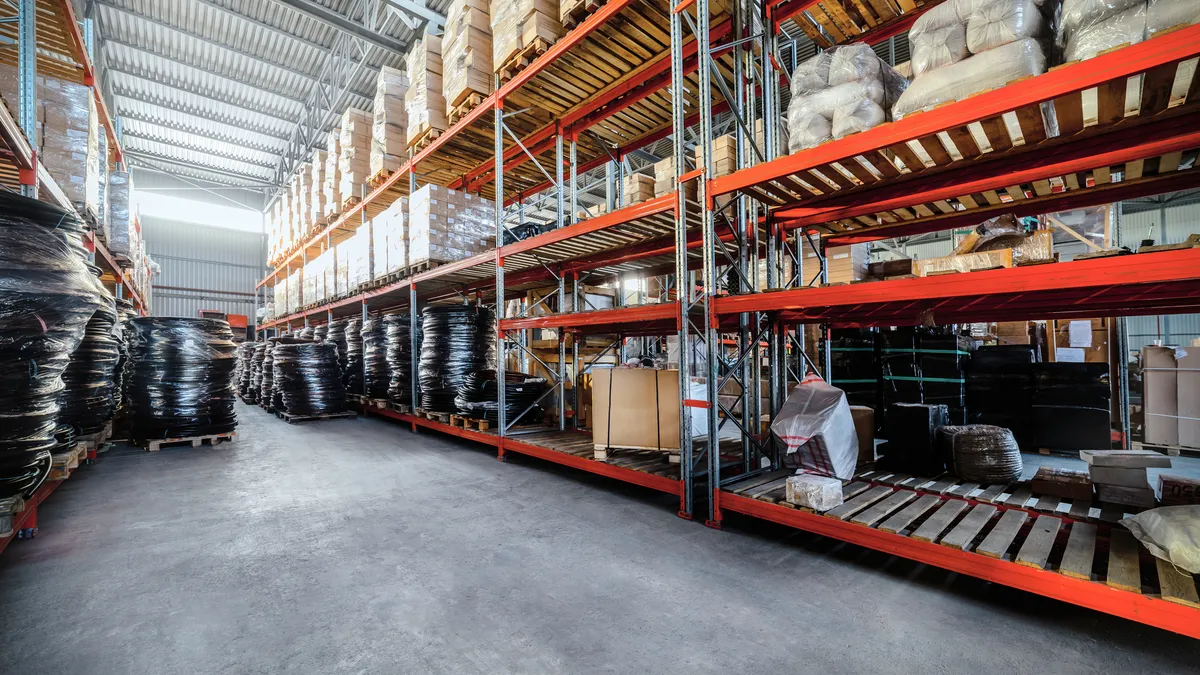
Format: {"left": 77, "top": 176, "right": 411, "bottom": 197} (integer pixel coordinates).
{"left": 362, "top": 316, "right": 390, "bottom": 399}
{"left": 419, "top": 305, "right": 495, "bottom": 412}
{"left": 265, "top": 337, "right": 312, "bottom": 409}
{"left": 384, "top": 314, "right": 421, "bottom": 405}
{"left": 454, "top": 370, "right": 546, "bottom": 425}
{"left": 58, "top": 295, "right": 121, "bottom": 435}
{"left": 0, "top": 190, "right": 104, "bottom": 499}
{"left": 250, "top": 342, "right": 267, "bottom": 401}
{"left": 235, "top": 342, "right": 257, "bottom": 402}
{"left": 344, "top": 317, "right": 364, "bottom": 394}
{"left": 326, "top": 318, "right": 349, "bottom": 375}
{"left": 272, "top": 341, "right": 346, "bottom": 415}
{"left": 126, "top": 317, "right": 239, "bottom": 440}
{"left": 312, "top": 324, "right": 327, "bottom": 342}
{"left": 298, "top": 326, "right": 315, "bottom": 340}
{"left": 939, "top": 424, "right": 1023, "bottom": 483}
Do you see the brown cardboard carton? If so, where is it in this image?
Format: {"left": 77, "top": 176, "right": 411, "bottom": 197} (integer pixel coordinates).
{"left": 850, "top": 405, "right": 874, "bottom": 464}
{"left": 592, "top": 369, "right": 681, "bottom": 451}
{"left": 1178, "top": 348, "right": 1200, "bottom": 448}
{"left": 1143, "top": 346, "right": 1179, "bottom": 446}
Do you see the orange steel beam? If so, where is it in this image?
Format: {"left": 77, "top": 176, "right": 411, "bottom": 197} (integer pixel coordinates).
{"left": 499, "top": 301, "right": 679, "bottom": 332}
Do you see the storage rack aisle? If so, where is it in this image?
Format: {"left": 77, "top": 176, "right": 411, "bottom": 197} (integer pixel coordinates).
{"left": 250, "top": 0, "right": 1200, "bottom": 639}
{"left": 0, "top": 0, "right": 140, "bottom": 558}
{"left": 688, "top": 0, "right": 1200, "bottom": 641}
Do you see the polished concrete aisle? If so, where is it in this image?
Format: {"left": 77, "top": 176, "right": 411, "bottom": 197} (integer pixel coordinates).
{"left": 2, "top": 404, "right": 1198, "bottom": 674}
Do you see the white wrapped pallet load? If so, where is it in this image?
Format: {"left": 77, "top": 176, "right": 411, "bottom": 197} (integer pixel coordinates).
{"left": 274, "top": 277, "right": 287, "bottom": 317}
{"left": 1061, "top": 0, "right": 1146, "bottom": 38}
{"left": 771, "top": 376, "right": 859, "bottom": 481}
{"left": 346, "top": 224, "right": 372, "bottom": 289}
{"left": 373, "top": 198, "right": 408, "bottom": 279}
{"left": 310, "top": 150, "right": 328, "bottom": 224}
{"left": 1065, "top": 2, "right": 1147, "bottom": 62}
{"left": 966, "top": 0, "right": 1045, "bottom": 54}
{"left": 371, "top": 67, "right": 409, "bottom": 178}
{"left": 893, "top": 38, "right": 1047, "bottom": 119}
{"left": 1147, "top": 0, "right": 1200, "bottom": 37}
{"left": 287, "top": 269, "right": 301, "bottom": 311}
{"left": 911, "top": 24, "right": 970, "bottom": 77}
{"left": 105, "top": 170, "right": 134, "bottom": 262}
{"left": 786, "top": 44, "right": 906, "bottom": 153}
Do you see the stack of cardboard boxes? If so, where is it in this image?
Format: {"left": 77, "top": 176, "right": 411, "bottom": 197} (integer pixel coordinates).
{"left": 492, "top": 0, "right": 563, "bottom": 74}
{"left": 293, "top": 162, "right": 312, "bottom": 242}
{"left": 622, "top": 173, "right": 655, "bottom": 205}
{"left": 651, "top": 157, "right": 696, "bottom": 202}
{"left": 407, "top": 185, "right": 494, "bottom": 265}
{"left": 443, "top": 0, "right": 493, "bottom": 114}
{"left": 310, "top": 150, "right": 328, "bottom": 225}
{"left": 323, "top": 129, "right": 342, "bottom": 219}
{"left": 373, "top": 198, "right": 408, "bottom": 280}
{"left": 1082, "top": 449, "right": 1171, "bottom": 509}
{"left": 405, "top": 36, "right": 448, "bottom": 145}
{"left": 371, "top": 67, "right": 409, "bottom": 179}
{"left": 338, "top": 108, "right": 372, "bottom": 208}
{"left": 801, "top": 244, "right": 870, "bottom": 285}
{"left": 1053, "top": 318, "right": 1108, "bottom": 364}
{"left": 1143, "top": 345, "right": 1200, "bottom": 450}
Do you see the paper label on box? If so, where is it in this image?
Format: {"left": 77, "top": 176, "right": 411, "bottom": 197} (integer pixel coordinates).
{"left": 1057, "top": 347, "right": 1086, "bottom": 363}
{"left": 1068, "top": 320, "right": 1092, "bottom": 348}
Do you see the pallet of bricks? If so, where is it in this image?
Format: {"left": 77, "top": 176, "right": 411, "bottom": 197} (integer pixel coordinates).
{"left": 443, "top": 0, "right": 493, "bottom": 125}
{"left": 406, "top": 36, "right": 448, "bottom": 151}
{"left": 493, "top": 0, "right": 563, "bottom": 82}
{"left": 370, "top": 66, "right": 408, "bottom": 186}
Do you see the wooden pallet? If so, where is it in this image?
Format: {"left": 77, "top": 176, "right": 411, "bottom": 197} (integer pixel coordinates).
{"left": 448, "top": 92, "right": 485, "bottom": 126}
{"left": 387, "top": 401, "right": 413, "bottom": 415}
{"left": 276, "top": 410, "right": 357, "bottom": 424}
{"left": 238, "top": 394, "right": 258, "bottom": 405}
{"left": 450, "top": 414, "right": 491, "bottom": 431}
{"left": 368, "top": 168, "right": 398, "bottom": 189}
{"left": 593, "top": 443, "right": 677, "bottom": 461}
{"left": 497, "top": 38, "right": 553, "bottom": 84}
{"left": 407, "top": 126, "right": 443, "bottom": 151}
{"left": 1133, "top": 440, "right": 1199, "bottom": 457}
{"left": 142, "top": 432, "right": 237, "bottom": 453}
{"left": 560, "top": 0, "right": 602, "bottom": 28}
{"left": 339, "top": 195, "right": 361, "bottom": 212}
{"left": 415, "top": 408, "right": 451, "bottom": 424}
{"left": 723, "top": 468, "right": 1200, "bottom": 608}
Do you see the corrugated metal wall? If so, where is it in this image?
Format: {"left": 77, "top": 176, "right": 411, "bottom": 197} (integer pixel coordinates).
{"left": 142, "top": 215, "right": 266, "bottom": 320}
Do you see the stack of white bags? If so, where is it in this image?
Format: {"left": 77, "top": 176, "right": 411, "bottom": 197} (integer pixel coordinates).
{"left": 1062, "top": 0, "right": 1199, "bottom": 62}
{"left": 786, "top": 43, "right": 908, "bottom": 152}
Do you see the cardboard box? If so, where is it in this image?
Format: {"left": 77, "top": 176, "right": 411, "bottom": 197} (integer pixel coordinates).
{"left": 802, "top": 244, "right": 869, "bottom": 285}
{"left": 1178, "top": 348, "right": 1200, "bottom": 448}
{"left": 1143, "top": 346, "right": 1179, "bottom": 446}
{"left": 592, "top": 369, "right": 681, "bottom": 451}
{"left": 850, "top": 405, "right": 874, "bottom": 464}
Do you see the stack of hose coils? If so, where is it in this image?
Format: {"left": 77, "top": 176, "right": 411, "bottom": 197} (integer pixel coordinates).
{"left": 418, "top": 305, "right": 495, "bottom": 412}
{"left": 325, "top": 318, "right": 349, "bottom": 377}
{"left": 362, "top": 316, "right": 390, "bottom": 399}
{"left": 250, "top": 342, "right": 267, "bottom": 401}
{"left": 298, "top": 326, "right": 314, "bottom": 340}
{"left": 454, "top": 371, "right": 546, "bottom": 425}
{"left": 236, "top": 342, "right": 257, "bottom": 402}
{"left": 272, "top": 341, "right": 346, "bottom": 416}
{"left": 384, "top": 313, "right": 421, "bottom": 405}
{"left": 0, "top": 192, "right": 107, "bottom": 499}
{"left": 264, "top": 337, "right": 310, "bottom": 409}
{"left": 58, "top": 289, "right": 121, "bottom": 435}
{"left": 113, "top": 298, "right": 135, "bottom": 414}
{"left": 345, "top": 317, "right": 364, "bottom": 394}
{"left": 312, "top": 323, "right": 327, "bottom": 342}
{"left": 127, "top": 318, "right": 238, "bottom": 440}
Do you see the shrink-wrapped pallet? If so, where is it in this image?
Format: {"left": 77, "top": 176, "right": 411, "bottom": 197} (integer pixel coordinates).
{"left": 274, "top": 278, "right": 287, "bottom": 317}
{"left": 287, "top": 269, "right": 302, "bottom": 311}
{"left": 323, "top": 128, "right": 342, "bottom": 218}
{"left": 344, "top": 224, "right": 373, "bottom": 289}
{"left": 407, "top": 185, "right": 494, "bottom": 265}
{"left": 786, "top": 44, "right": 905, "bottom": 152}
{"left": 310, "top": 150, "right": 328, "bottom": 224}
{"left": 294, "top": 163, "right": 313, "bottom": 240}
{"left": 339, "top": 108, "right": 372, "bottom": 207}
{"left": 405, "top": 36, "right": 449, "bottom": 144}
{"left": 1065, "top": 0, "right": 1200, "bottom": 61}
{"left": 893, "top": 38, "right": 1046, "bottom": 119}
{"left": 443, "top": 0, "right": 494, "bottom": 112}
{"left": 371, "top": 67, "right": 409, "bottom": 178}
{"left": 1061, "top": 0, "right": 1145, "bottom": 37}
{"left": 965, "top": 0, "right": 1045, "bottom": 54}
{"left": 909, "top": 0, "right": 1049, "bottom": 77}
{"left": 106, "top": 170, "right": 135, "bottom": 262}
{"left": 373, "top": 199, "right": 408, "bottom": 279}
{"left": 492, "top": 0, "right": 563, "bottom": 73}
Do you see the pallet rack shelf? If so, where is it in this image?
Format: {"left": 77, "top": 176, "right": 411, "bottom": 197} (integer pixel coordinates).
{"left": 252, "top": 0, "right": 1200, "bottom": 639}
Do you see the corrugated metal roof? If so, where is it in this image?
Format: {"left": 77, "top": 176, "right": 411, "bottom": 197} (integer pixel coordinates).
{"left": 96, "top": 0, "right": 436, "bottom": 199}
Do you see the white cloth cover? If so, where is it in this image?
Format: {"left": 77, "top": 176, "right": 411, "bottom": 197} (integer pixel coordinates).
{"left": 893, "top": 38, "right": 1046, "bottom": 119}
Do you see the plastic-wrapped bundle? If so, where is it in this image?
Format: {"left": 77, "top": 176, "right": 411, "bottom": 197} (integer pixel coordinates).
{"left": 325, "top": 319, "right": 349, "bottom": 376}
{"left": 362, "top": 316, "right": 390, "bottom": 399}
{"left": 454, "top": 370, "right": 546, "bottom": 425}
{"left": 384, "top": 314, "right": 422, "bottom": 405}
{"left": 0, "top": 191, "right": 104, "bottom": 499}
{"left": 832, "top": 97, "right": 887, "bottom": 139}
{"left": 1061, "top": 0, "right": 1146, "bottom": 38}
{"left": 58, "top": 294, "right": 121, "bottom": 435}
{"left": 894, "top": 38, "right": 1046, "bottom": 119}
{"left": 250, "top": 342, "right": 267, "bottom": 399}
{"left": 272, "top": 341, "right": 346, "bottom": 416}
{"left": 126, "top": 318, "right": 238, "bottom": 440}
{"left": 298, "top": 326, "right": 315, "bottom": 340}
{"left": 966, "top": 0, "right": 1045, "bottom": 54}
{"left": 418, "top": 305, "right": 496, "bottom": 412}
{"left": 260, "top": 339, "right": 277, "bottom": 404}
{"left": 312, "top": 324, "right": 328, "bottom": 342}
{"left": 939, "top": 424, "right": 1023, "bottom": 483}
{"left": 786, "top": 44, "right": 906, "bottom": 153}
{"left": 1065, "top": 3, "right": 1146, "bottom": 61}
{"left": 1147, "top": 0, "right": 1200, "bottom": 37}
{"left": 911, "top": 24, "right": 970, "bottom": 77}
{"left": 345, "top": 317, "right": 364, "bottom": 394}
{"left": 236, "top": 342, "right": 257, "bottom": 402}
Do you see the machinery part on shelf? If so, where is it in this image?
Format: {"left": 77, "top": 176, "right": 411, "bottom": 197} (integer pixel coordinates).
{"left": 58, "top": 291, "right": 121, "bottom": 435}
{"left": 384, "top": 313, "right": 422, "bottom": 405}
{"left": 345, "top": 317, "right": 364, "bottom": 395}
{"left": 419, "top": 305, "right": 495, "bottom": 413}
{"left": 939, "top": 424, "right": 1024, "bottom": 484}
{"left": 454, "top": 370, "right": 547, "bottom": 425}
{"left": 362, "top": 316, "right": 390, "bottom": 399}
{"left": 0, "top": 190, "right": 105, "bottom": 499}
{"left": 126, "top": 317, "right": 239, "bottom": 440}
{"left": 271, "top": 341, "right": 346, "bottom": 416}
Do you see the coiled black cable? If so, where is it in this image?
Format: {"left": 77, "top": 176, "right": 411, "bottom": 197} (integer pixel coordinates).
{"left": 271, "top": 341, "right": 346, "bottom": 416}
{"left": 236, "top": 342, "right": 257, "bottom": 402}
{"left": 939, "top": 424, "right": 1024, "bottom": 483}
{"left": 312, "top": 324, "right": 327, "bottom": 342}
{"left": 345, "top": 317, "right": 364, "bottom": 394}
{"left": 264, "top": 337, "right": 311, "bottom": 409}
{"left": 362, "top": 316, "right": 390, "bottom": 399}
{"left": 0, "top": 190, "right": 104, "bottom": 499}
{"left": 297, "top": 326, "right": 315, "bottom": 340}
{"left": 58, "top": 295, "right": 121, "bottom": 435}
{"left": 250, "top": 342, "right": 267, "bottom": 401}
{"left": 454, "top": 370, "right": 546, "bottom": 425}
{"left": 126, "top": 317, "right": 238, "bottom": 440}
{"left": 326, "top": 318, "right": 349, "bottom": 376}
{"left": 384, "top": 313, "right": 422, "bottom": 405}
{"left": 419, "top": 305, "right": 495, "bottom": 412}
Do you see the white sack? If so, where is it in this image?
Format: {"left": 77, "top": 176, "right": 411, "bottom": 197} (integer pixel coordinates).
{"left": 1121, "top": 506, "right": 1200, "bottom": 574}
{"left": 1147, "top": 0, "right": 1200, "bottom": 36}
{"left": 791, "top": 50, "right": 833, "bottom": 97}
{"left": 966, "top": 0, "right": 1047, "bottom": 53}
{"left": 771, "top": 376, "right": 859, "bottom": 480}
{"left": 828, "top": 43, "right": 884, "bottom": 86}
{"left": 911, "top": 24, "right": 970, "bottom": 77}
{"left": 1061, "top": 0, "right": 1146, "bottom": 38}
{"left": 1065, "top": 3, "right": 1147, "bottom": 62}
{"left": 832, "top": 98, "right": 886, "bottom": 139}
{"left": 893, "top": 38, "right": 1046, "bottom": 119}
{"left": 787, "top": 111, "right": 832, "bottom": 152}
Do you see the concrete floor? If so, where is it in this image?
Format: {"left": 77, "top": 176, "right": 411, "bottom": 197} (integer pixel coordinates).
{"left": 2, "top": 404, "right": 1198, "bottom": 674}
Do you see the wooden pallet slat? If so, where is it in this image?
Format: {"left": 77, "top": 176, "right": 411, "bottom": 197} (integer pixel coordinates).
{"left": 877, "top": 493, "right": 942, "bottom": 534}
{"left": 1059, "top": 521, "right": 1098, "bottom": 580}
{"left": 939, "top": 504, "right": 998, "bottom": 551}
{"left": 1156, "top": 558, "right": 1200, "bottom": 608}
{"left": 911, "top": 499, "right": 970, "bottom": 543}
{"left": 825, "top": 485, "right": 893, "bottom": 521}
{"left": 1106, "top": 528, "right": 1143, "bottom": 592}
{"left": 1016, "top": 515, "right": 1063, "bottom": 569}
{"left": 850, "top": 489, "right": 918, "bottom": 527}
{"left": 977, "top": 509, "right": 1028, "bottom": 559}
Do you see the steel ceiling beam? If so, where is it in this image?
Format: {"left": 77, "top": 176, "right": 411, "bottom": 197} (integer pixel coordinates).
{"left": 112, "top": 90, "right": 291, "bottom": 141}
{"left": 121, "top": 129, "right": 279, "bottom": 169}
{"left": 108, "top": 69, "right": 299, "bottom": 124}
{"left": 187, "top": 0, "right": 331, "bottom": 56}
{"left": 118, "top": 111, "right": 287, "bottom": 154}
{"left": 386, "top": 0, "right": 446, "bottom": 31}
{"left": 123, "top": 139, "right": 277, "bottom": 180}
{"left": 124, "top": 150, "right": 277, "bottom": 186}
{"left": 269, "top": 0, "right": 409, "bottom": 55}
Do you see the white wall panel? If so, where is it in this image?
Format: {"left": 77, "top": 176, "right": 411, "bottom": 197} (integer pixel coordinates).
{"left": 142, "top": 215, "right": 265, "bottom": 320}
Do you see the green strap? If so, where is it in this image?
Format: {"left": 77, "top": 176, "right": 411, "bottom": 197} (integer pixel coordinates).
{"left": 831, "top": 378, "right": 878, "bottom": 384}
{"left": 883, "top": 375, "right": 966, "bottom": 384}
{"left": 880, "top": 348, "right": 971, "bottom": 356}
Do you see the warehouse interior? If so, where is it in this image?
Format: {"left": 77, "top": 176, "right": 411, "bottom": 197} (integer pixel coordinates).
{"left": 3, "top": 0, "right": 1200, "bottom": 672}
